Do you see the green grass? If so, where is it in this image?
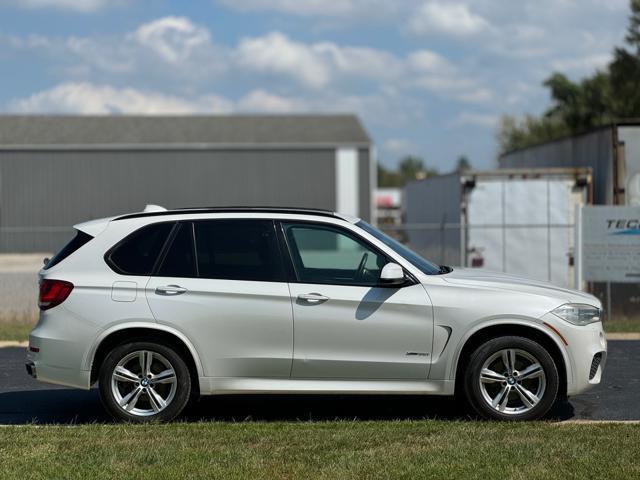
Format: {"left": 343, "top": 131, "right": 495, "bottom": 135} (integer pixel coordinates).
{"left": 0, "top": 321, "right": 32, "bottom": 341}
{"left": 0, "top": 421, "right": 638, "bottom": 479}
{"left": 604, "top": 318, "right": 640, "bottom": 333}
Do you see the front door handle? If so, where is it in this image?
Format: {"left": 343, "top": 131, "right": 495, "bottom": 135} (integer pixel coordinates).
{"left": 155, "top": 285, "right": 187, "bottom": 296}
{"left": 297, "top": 293, "right": 329, "bottom": 303}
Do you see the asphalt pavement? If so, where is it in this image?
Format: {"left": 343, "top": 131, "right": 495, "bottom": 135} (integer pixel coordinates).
{"left": 0, "top": 340, "right": 637, "bottom": 424}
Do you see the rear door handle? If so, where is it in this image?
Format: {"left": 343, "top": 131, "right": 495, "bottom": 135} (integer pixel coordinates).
{"left": 297, "top": 293, "right": 329, "bottom": 303}
{"left": 155, "top": 285, "right": 187, "bottom": 296}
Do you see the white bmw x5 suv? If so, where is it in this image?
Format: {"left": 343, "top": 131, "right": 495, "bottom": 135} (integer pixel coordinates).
{"left": 27, "top": 206, "right": 607, "bottom": 422}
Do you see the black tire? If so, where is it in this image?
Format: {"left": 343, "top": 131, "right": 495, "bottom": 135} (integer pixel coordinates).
{"left": 463, "top": 336, "right": 559, "bottom": 421}
{"left": 98, "top": 341, "right": 191, "bottom": 423}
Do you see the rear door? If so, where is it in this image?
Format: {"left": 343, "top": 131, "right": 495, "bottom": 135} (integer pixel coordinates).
{"left": 146, "top": 220, "right": 293, "bottom": 378}
{"left": 281, "top": 221, "right": 434, "bottom": 380}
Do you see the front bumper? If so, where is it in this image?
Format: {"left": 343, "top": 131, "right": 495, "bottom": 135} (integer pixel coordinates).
{"left": 540, "top": 313, "right": 607, "bottom": 396}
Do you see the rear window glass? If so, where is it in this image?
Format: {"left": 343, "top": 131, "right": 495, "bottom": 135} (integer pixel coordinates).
{"left": 44, "top": 230, "right": 93, "bottom": 270}
{"left": 107, "top": 222, "right": 174, "bottom": 276}
{"left": 194, "top": 220, "right": 284, "bottom": 282}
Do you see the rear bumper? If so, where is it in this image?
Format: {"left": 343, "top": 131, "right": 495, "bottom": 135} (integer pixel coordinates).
{"left": 25, "top": 361, "right": 36, "bottom": 378}
{"left": 26, "top": 310, "right": 95, "bottom": 390}
{"left": 26, "top": 346, "right": 91, "bottom": 389}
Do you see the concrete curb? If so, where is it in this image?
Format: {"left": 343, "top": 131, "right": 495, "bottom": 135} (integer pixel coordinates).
{"left": 606, "top": 333, "right": 640, "bottom": 340}
{"left": 558, "top": 419, "right": 640, "bottom": 424}
{"left": 0, "top": 341, "right": 27, "bottom": 348}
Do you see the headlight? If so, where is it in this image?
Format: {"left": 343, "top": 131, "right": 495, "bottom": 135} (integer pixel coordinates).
{"left": 552, "top": 304, "right": 601, "bottom": 326}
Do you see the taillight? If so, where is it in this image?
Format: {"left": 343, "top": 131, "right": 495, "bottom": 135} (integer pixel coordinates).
{"left": 39, "top": 279, "right": 74, "bottom": 310}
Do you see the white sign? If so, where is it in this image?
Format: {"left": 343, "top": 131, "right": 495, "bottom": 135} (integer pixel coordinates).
{"left": 581, "top": 206, "right": 640, "bottom": 283}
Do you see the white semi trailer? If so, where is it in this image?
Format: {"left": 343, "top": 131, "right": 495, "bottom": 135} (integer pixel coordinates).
{"left": 403, "top": 168, "right": 592, "bottom": 289}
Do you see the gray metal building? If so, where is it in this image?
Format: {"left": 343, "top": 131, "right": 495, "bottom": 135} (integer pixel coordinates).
{"left": 499, "top": 122, "right": 640, "bottom": 206}
{"left": 0, "top": 115, "right": 374, "bottom": 252}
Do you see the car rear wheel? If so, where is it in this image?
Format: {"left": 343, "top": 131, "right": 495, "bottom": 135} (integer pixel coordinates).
{"left": 464, "top": 336, "right": 559, "bottom": 421}
{"left": 98, "top": 341, "right": 191, "bottom": 422}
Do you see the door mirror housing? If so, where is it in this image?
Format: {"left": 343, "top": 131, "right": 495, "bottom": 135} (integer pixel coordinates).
{"left": 379, "top": 263, "right": 405, "bottom": 286}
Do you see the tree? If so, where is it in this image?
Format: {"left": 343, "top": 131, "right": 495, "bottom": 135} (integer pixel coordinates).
{"left": 497, "top": 115, "right": 571, "bottom": 153}
{"left": 377, "top": 156, "right": 439, "bottom": 187}
{"left": 455, "top": 155, "right": 471, "bottom": 172}
{"left": 498, "top": 0, "right": 640, "bottom": 154}
{"left": 377, "top": 164, "right": 403, "bottom": 187}
{"left": 398, "top": 156, "right": 438, "bottom": 182}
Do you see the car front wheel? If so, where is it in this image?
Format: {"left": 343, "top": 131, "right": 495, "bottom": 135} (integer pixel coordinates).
{"left": 464, "top": 336, "right": 559, "bottom": 421}
{"left": 98, "top": 341, "right": 191, "bottom": 422}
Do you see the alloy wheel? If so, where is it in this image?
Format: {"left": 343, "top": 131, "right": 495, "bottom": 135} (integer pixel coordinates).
{"left": 478, "top": 348, "right": 546, "bottom": 415}
{"left": 110, "top": 350, "right": 177, "bottom": 417}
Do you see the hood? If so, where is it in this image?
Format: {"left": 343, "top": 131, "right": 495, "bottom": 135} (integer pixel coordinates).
{"left": 441, "top": 268, "right": 600, "bottom": 307}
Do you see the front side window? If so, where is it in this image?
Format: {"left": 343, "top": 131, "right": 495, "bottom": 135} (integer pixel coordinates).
{"left": 107, "top": 222, "right": 174, "bottom": 275}
{"left": 356, "top": 221, "right": 441, "bottom": 275}
{"left": 283, "top": 223, "right": 386, "bottom": 286}
{"left": 194, "top": 220, "right": 285, "bottom": 282}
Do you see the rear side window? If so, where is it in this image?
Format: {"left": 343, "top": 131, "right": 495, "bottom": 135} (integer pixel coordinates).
{"left": 157, "top": 223, "right": 197, "bottom": 278}
{"left": 194, "top": 220, "right": 284, "bottom": 282}
{"left": 106, "top": 222, "right": 174, "bottom": 276}
{"left": 44, "top": 230, "right": 93, "bottom": 270}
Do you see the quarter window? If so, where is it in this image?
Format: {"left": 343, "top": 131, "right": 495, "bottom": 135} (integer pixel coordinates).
{"left": 194, "top": 220, "right": 284, "bottom": 282}
{"left": 107, "top": 222, "right": 173, "bottom": 276}
{"left": 283, "top": 223, "right": 386, "bottom": 286}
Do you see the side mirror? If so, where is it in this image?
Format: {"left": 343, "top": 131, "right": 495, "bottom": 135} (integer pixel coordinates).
{"left": 43, "top": 257, "right": 50, "bottom": 266}
{"left": 379, "top": 263, "right": 405, "bottom": 286}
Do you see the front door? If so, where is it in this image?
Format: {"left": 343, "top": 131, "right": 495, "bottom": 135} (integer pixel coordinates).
{"left": 282, "top": 222, "right": 433, "bottom": 380}
{"left": 146, "top": 220, "right": 293, "bottom": 378}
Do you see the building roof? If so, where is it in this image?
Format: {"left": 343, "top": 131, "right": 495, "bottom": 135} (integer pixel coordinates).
{"left": 0, "top": 114, "right": 370, "bottom": 148}
{"left": 499, "top": 120, "right": 640, "bottom": 158}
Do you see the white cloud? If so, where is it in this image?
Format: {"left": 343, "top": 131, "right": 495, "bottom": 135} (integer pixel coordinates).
{"left": 217, "top": 0, "right": 396, "bottom": 18}
{"left": 383, "top": 138, "right": 418, "bottom": 156}
{"left": 235, "top": 32, "right": 331, "bottom": 88}
{"left": 315, "top": 43, "right": 401, "bottom": 80}
{"left": 8, "top": 82, "right": 233, "bottom": 114}
{"left": 455, "top": 88, "right": 493, "bottom": 104}
{"left": 453, "top": 112, "right": 498, "bottom": 128}
{"left": 6, "top": 17, "right": 226, "bottom": 85}
{"left": 5, "top": 81, "right": 421, "bottom": 132}
{"left": 132, "top": 17, "right": 212, "bottom": 64}
{"left": 551, "top": 53, "right": 611, "bottom": 74}
{"left": 4, "top": 0, "right": 122, "bottom": 12}
{"left": 409, "top": 2, "right": 490, "bottom": 37}
{"left": 407, "top": 50, "right": 453, "bottom": 73}
{"left": 237, "top": 89, "right": 308, "bottom": 113}
{"left": 234, "top": 32, "right": 406, "bottom": 88}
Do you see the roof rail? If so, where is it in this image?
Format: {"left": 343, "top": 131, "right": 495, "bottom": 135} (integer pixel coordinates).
{"left": 113, "top": 206, "right": 339, "bottom": 221}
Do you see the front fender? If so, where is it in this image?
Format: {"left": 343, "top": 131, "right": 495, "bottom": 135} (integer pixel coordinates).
{"left": 430, "top": 317, "right": 572, "bottom": 387}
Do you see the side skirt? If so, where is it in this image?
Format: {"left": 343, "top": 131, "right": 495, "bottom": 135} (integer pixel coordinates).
{"left": 198, "top": 377, "right": 455, "bottom": 396}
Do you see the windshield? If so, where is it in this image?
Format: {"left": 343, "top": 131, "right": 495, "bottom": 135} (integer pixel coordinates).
{"left": 356, "top": 221, "right": 443, "bottom": 275}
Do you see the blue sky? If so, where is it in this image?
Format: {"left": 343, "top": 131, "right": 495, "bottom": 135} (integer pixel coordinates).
{"left": 0, "top": 0, "right": 630, "bottom": 170}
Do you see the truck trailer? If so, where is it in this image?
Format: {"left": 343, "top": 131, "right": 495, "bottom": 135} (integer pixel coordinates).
{"left": 403, "top": 168, "right": 592, "bottom": 289}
